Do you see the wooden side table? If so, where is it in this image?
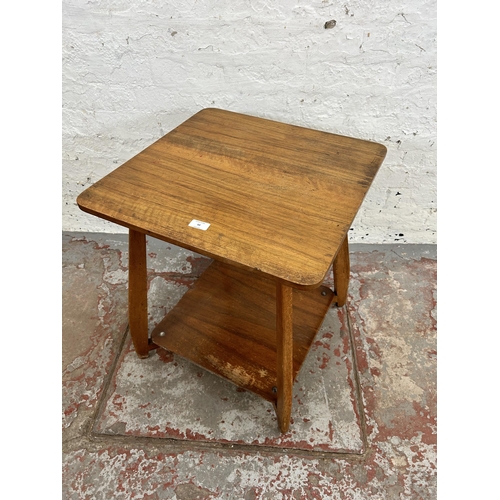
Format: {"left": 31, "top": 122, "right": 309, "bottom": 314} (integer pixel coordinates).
{"left": 77, "top": 108, "right": 386, "bottom": 433}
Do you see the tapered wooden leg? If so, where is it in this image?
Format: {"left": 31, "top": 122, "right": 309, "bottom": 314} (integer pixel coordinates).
{"left": 333, "top": 235, "right": 350, "bottom": 307}
{"left": 276, "top": 282, "right": 294, "bottom": 433}
{"left": 129, "top": 229, "right": 150, "bottom": 358}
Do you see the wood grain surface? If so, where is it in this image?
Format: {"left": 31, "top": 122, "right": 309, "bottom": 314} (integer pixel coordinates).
{"left": 77, "top": 108, "right": 386, "bottom": 288}
{"left": 150, "top": 260, "right": 335, "bottom": 402}
{"left": 333, "top": 235, "right": 350, "bottom": 307}
{"left": 128, "top": 229, "right": 149, "bottom": 358}
{"left": 276, "top": 282, "right": 294, "bottom": 433}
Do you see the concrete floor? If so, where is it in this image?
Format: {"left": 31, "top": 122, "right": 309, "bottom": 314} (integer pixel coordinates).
{"left": 62, "top": 233, "right": 437, "bottom": 499}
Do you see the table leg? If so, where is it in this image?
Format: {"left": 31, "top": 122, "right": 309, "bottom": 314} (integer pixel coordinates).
{"left": 333, "top": 235, "right": 350, "bottom": 307}
{"left": 128, "top": 229, "right": 150, "bottom": 358}
{"left": 276, "top": 282, "right": 294, "bottom": 433}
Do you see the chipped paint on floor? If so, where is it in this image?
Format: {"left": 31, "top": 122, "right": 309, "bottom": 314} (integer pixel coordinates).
{"left": 62, "top": 234, "right": 436, "bottom": 499}
{"left": 62, "top": 235, "right": 129, "bottom": 433}
{"left": 94, "top": 304, "right": 364, "bottom": 453}
{"left": 62, "top": 446, "right": 434, "bottom": 499}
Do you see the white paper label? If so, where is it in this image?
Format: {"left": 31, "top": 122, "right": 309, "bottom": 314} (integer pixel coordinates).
{"left": 188, "top": 219, "right": 210, "bottom": 230}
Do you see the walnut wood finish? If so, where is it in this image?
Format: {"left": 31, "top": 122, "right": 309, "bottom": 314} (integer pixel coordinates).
{"left": 128, "top": 229, "right": 149, "bottom": 358}
{"left": 333, "top": 235, "right": 350, "bottom": 307}
{"left": 276, "top": 282, "right": 294, "bottom": 433}
{"left": 77, "top": 108, "right": 386, "bottom": 433}
{"left": 151, "top": 261, "right": 335, "bottom": 402}
{"left": 77, "top": 107, "right": 386, "bottom": 289}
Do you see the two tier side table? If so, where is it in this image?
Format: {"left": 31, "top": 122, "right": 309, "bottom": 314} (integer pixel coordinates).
{"left": 77, "top": 108, "right": 387, "bottom": 433}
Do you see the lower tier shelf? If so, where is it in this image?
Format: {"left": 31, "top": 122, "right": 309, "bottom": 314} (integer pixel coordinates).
{"left": 151, "top": 260, "right": 335, "bottom": 402}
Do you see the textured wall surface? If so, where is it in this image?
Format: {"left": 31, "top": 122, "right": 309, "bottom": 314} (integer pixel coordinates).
{"left": 63, "top": 0, "right": 436, "bottom": 243}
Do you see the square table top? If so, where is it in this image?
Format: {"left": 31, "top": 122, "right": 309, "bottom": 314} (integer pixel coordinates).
{"left": 77, "top": 108, "right": 386, "bottom": 288}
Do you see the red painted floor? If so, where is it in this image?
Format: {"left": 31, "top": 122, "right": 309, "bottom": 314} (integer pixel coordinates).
{"left": 62, "top": 233, "right": 436, "bottom": 499}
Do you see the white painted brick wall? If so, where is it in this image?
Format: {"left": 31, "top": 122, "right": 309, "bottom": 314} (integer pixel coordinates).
{"left": 63, "top": 0, "right": 436, "bottom": 244}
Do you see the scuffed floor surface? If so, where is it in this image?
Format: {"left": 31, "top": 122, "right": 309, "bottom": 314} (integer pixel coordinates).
{"left": 62, "top": 233, "right": 436, "bottom": 499}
